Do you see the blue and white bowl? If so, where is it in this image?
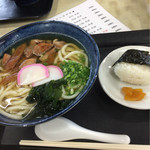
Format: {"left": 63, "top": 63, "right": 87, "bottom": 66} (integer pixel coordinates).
{"left": 0, "top": 21, "right": 100, "bottom": 126}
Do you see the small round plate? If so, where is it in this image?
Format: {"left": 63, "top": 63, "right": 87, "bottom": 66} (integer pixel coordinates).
{"left": 98, "top": 45, "right": 150, "bottom": 110}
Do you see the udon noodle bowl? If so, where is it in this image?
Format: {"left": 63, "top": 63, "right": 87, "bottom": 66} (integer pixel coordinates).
{"left": 0, "top": 34, "right": 90, "bottom": 120}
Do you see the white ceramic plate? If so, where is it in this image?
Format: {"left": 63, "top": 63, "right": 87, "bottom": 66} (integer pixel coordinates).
{"left": 98, "top": 46, "right": 150, "bottom": 110}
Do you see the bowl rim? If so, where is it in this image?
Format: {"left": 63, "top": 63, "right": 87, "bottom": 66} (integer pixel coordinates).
{"left": 0, "top": 20, "right": 100, "bottom": 126}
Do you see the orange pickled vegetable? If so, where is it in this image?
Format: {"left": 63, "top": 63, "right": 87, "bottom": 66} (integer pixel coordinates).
{"left": 122, "top": 87, "right": 146, "bottom": 101}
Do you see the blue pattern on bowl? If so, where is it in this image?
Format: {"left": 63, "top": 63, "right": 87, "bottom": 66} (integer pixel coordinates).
{"left": 0, "top": 21, "right": 100, "bottom": 126}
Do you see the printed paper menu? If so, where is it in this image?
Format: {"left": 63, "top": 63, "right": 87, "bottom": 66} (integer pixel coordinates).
{"left": 49, "top": 0, "right": 130, "bottom": 34}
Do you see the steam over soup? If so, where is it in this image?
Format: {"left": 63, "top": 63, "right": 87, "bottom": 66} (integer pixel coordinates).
{"left": 0, "top": 37, "right": 90, "bottom": 120}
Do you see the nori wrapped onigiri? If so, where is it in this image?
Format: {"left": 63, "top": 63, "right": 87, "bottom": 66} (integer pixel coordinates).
{"left": 113, "top": 49, "right": 150, "bottom": 85}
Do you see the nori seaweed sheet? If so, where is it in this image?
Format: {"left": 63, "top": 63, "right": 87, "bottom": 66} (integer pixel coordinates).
{"left": 113, "top": 49, "right": 150, "bottom": 66}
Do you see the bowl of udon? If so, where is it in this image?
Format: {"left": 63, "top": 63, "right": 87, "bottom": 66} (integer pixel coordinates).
{"left": 0, "top": 21, "right": 100, "bottom": 126}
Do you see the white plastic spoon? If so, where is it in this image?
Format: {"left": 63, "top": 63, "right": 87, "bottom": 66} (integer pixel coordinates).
{"left": 35, "top": 117, "right": 130, "bottom": 144}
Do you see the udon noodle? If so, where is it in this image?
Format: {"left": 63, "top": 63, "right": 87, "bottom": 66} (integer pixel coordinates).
{"left": 0, "top": 38, "right": 89, "bottom": 120}
{"left": 0, "top": 65, "right": 34, "bottom": 119}
{"left": 54, "top": 42, "right": 88, "bottom": 67}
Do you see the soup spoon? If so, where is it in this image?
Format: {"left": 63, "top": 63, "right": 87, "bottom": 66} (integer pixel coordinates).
{"left": 35, "top": 117, "right": 130, "bottom": 144}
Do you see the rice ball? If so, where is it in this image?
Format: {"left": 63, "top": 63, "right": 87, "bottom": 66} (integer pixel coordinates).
{"left": 114, "top": 62, "right": 150, "bottom": 85}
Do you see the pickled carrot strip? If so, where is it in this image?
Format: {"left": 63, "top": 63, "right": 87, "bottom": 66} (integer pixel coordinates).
{"left": 122, "top": 87, "right": 146, "bottom": 101}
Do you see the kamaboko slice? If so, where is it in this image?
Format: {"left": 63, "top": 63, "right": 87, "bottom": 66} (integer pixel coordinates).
{"left": 17, "top": 64, "right": 49, "bottom": 85}
{"left": 32, "top": 65, "right": 63, "bottom": 87}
